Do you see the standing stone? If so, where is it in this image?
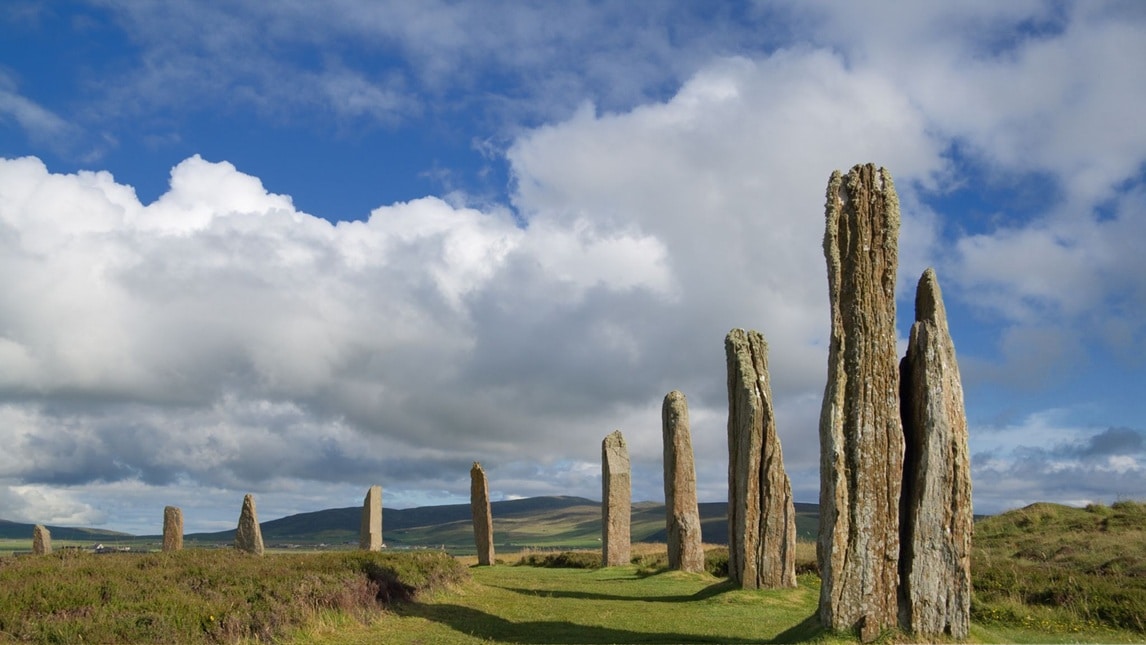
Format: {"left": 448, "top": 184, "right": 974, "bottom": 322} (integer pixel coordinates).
{"left": 162, "top": 506, "right": 184, "bottom": 552}
{"left": 234, "top": 494, "right": 265, "bottom": 556}
{"left": 32, "top": 524, "right": 51, "bottom": 555}
{"left": 899, "top": 268, "right": 972, "bottom": 639}
{"left": 662, "top": 390, "right": 705, "bottom": 573}
{"left": 470, "top": 462, "right": 495, "bottom": 565}
{"left": 360, "top": 485, "right": 383, "bottom": 551}
{"left": 818, "top": 163, "right": 904, "bottom": 640}
{"left": 602, "top": 430, "right": 631, "bottom": 567}
{"left": 725, "top": 329, "right": 797, "bottom": 589}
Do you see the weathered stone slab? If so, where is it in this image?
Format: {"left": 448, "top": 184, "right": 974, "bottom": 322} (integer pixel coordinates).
{"left": 602, "top": 430, "right": 631, "bottom": 567}
{"left": 470, "top": 462, "right": 495, "bottom": 565}
{"left": 662, "top": 390, "right": 704, "bottom": 573}
{"left": 162, "top": 506, "right": 183, "bottom": 552}
{"left": 818, "top": 163, "right": 904, "bottom": 639}
{"left": 234, "top": 494, "right": 265, "bottom": 556}
{"left": 32, "top": 524, "right": 51, "bottom": 555}
{"left": 899, "top": 268, "right": 973, "bottom": 639}
{"left": 725, "top": 329, "right": 797, "bottom": 589}
{"left": 360, "top": 485, "right": 383, "bottom": 551}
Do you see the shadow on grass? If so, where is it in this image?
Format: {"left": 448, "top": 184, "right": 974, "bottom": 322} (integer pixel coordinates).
{"left": 487, "top": 579, "right": 735, "bottom": 603}
{"left": 400, "top": 602, "right": 774, "bottom": 644}
{"left": 770, "top": 612, "right": 825, "bottom": 644}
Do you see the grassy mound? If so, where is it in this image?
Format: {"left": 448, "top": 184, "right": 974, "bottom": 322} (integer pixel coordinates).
{"left": 0, "top": 549, "right": 467, "bottom": 643}
{"left": 972, "top": 500, "right": 1146, "bottom": 634}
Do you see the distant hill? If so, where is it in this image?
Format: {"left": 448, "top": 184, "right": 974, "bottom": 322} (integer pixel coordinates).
{"left": 183, "top": 496, "right": 821, "bottom": 549}
{"left": 640, "top": 501, "right": 821, "bottom": 545}
{"left": 2, "top": 496, "right": 822, "bottom": 550}
{"left": 185, "top": 495, "right": 611, "bottom": 547}
{"left": 0, "top": 519, "right": 131, "bottom": 542}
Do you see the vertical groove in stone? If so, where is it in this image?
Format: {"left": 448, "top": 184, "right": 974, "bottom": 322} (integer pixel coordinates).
{"left": 662, "top": 390, "right": 704, "bottom": 572}
{"left": 726, "top": 328, "right": 797, "bottom": 589}
{"left": 470, "top": 462, "right": 495, "bottom": 566}
{"left": 899, "top": 268, "right": 973, "bottom": 639}
{"left": 602, "top": 430, "right": 631, "bottom": 567}
{"left": 818, "top": 163, "right": 903, "bottom": 640}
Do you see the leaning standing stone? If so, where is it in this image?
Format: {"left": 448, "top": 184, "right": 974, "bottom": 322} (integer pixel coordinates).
{"left": 662, "top": 391, "right": 705, "bottom": 573}
{"left": 162, "top": 506, "right": 184, "bottom": 552}
{"left": 725, "top": 329, "right": 797, "bottom": 589}
{"left": 234, "top": 494, "right": 265, "bottom": 556}
{"left": 470, "top": 463, "right": 495, "bottom": 565}
{"left": 602, "top": 430, "right": 631, "bottom": 567}
{"left": 32, "top": 524, "right": 51, "bottom": 555}
{"left": 360, "top": 485, "right": 383, "bottom": 551}
{"left": 818, "top": 163, "right": 904, "bottom": 640}
{"left": 900, "top": 268, "right": 973, "bottom": 639}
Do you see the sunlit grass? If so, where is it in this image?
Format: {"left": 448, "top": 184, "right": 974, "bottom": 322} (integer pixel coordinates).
{"left": 293, "top": 564, "right": 838, "bottom": 645}
{"left": 4, "top": 501, "right": 1145, "bottom": 643}
{"left": 972, "top": 500, "right": 1146, "bottom": 635}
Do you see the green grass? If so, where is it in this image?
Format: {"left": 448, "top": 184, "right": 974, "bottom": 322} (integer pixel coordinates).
{"left": 4, "top": 500, "right": 1145, "bottom": 643}
{"left": 972, "top": 500, "right": 1146, "bottom": 635}
{"left": 292, "top": 565, "right": 833, "bottom": 645}
{"left": 291, "top": 560, "right": 1141, "bottom": 645}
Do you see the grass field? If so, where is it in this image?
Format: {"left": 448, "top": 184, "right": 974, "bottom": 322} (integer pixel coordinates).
{"left": 971, "top": 500, "right": 1146, "bottom": 634}
{"left": 292, "top": 564, "right": 830, "bottom": 645}
{"left": 1, "top": 543, "right": 1142, "bottom": 644}
{"left": 2, "top": 501, "right": 1144, "bottom": 643}
{"left": 290, "top": 558, "right": 1142, "bottom": 645}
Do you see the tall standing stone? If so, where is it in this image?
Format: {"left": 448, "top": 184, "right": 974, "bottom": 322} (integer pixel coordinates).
{"left": 818, "top": 163, "right": 904, "bottom": 640}
{"left": 899, "top": 268, "right": 973, "bottom": 639}
{"left": 662, "top": 390, "right": 704, "bottom": 573}
{"left": 602, "top": 430, "right": 631, "bottom": 567}
{"left": 360, "top": 485, "right": 383, "bottom": 551}
{"left": 162, "top": 506, "right": 184, "bottom": 552}
{"left": 470, "top": 462, "right": 495, "bottom": 566}
{"left": 234, "top": 494, "right": 265, "bottom": 556}
{"left": 725, "top": 329, "right": 797, "bottom": 589}
{"left": 32, "top": 524, "right": 51, "bottom": 555}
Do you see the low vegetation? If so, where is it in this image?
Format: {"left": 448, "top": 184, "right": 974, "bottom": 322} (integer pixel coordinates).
{"left": 971, "top": 499, "right": 1146, "bottom": 635}
{"left": 0, "top": 549, "right": 466, "bottom": 643}
{"left": 2, "top": 500, "right": 1144, "bottom": 643}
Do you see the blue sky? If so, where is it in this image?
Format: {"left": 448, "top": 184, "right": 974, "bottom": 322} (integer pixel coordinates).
{"left": 1, "top": 1, "right": 1144, "bottom": 535}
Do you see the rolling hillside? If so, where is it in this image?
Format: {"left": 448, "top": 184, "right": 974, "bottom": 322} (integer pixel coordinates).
{"left": 0, "top": 519, "right": 131, "bottom": 542}
{"left": 2, "top": 496, "right": 822, "bottom": 550}
{"left": 182, "top": 496, "right": 821, "bottom": 549}
{"left": 185, "top": 495, "right": 611, "bottom": 547}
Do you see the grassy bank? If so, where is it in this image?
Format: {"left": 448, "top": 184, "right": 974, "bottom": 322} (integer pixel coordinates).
{"left": 972, "top": 500, "right": 1146, "bottom": 634}
{"left": 0, "top": 549, "right": 466, "bottom": 643}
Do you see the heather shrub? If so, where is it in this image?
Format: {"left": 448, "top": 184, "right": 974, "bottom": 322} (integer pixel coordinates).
{"left": 0, "top": 549, "right": 467, "bottom": 644}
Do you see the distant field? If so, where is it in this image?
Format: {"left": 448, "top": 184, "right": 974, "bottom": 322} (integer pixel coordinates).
{"left": 0, "top": 539, "right": 101, "bottom": 556}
